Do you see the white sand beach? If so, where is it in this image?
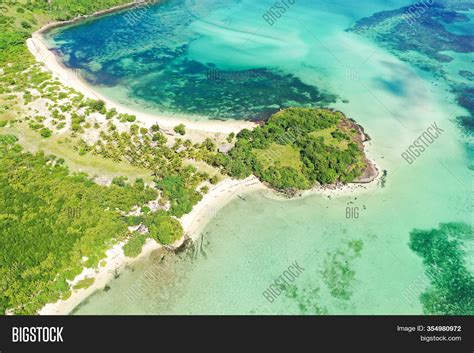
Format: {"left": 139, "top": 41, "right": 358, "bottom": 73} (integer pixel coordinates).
{"left": 38, "top": 176, "right": 264, "bottom": 315}
{"left": 30, "top": 10, "right": 380, "bottom": 316}
{"left": 38, "top": 166, "right": 380, "bottom": 315}
{"left": 26, "top": 33, "right": 257, "bottom": 134}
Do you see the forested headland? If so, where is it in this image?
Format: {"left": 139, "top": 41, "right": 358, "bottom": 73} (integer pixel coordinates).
{"left": 0, "top": 1, "right": 377, "bottom": 315}
{"left": 206, "top": 108, "right": 375, "bottom": 191}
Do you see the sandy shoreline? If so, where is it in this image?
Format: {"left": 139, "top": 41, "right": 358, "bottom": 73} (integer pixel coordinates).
{"left": 181, "top": 176, "right": 265, "bottom": 240}
{"left": 38, "top": 169, "right": 380, "bottom": 315}
{"left": 26, "top": 33, "right": 256, "bottom": 134}
{"left": 33, "top": 117, "right": 378, "bottom": 315}
{"left": 29, "top": 3, "right": 380, "bottom": 316}
{"left": 38, "top": 238, "right": 160, "bottom": 315}
{"left": 38, "top": 176, "right": 265, "bottom": 315}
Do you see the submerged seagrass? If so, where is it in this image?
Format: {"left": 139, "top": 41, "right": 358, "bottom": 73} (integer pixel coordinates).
{"left": 70, "top": 0, "right": 473, "bottom": 315}
{"left": 45, "top": 0, "right": 337, "bottom": 121}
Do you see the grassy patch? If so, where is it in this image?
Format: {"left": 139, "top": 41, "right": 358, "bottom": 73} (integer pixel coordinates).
{"left": 310, "top": 126, "right": 349, "bottom": 150}
{"left": 253, "top": 143, "right": 303, "bottom": 171}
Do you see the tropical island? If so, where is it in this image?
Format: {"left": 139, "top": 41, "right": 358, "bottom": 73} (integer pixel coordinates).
{"left": 0, "top": 0, "right": 377, "bottom": 315}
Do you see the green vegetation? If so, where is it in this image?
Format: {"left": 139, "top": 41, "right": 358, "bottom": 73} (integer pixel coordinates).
{"left": 0, "top": 135, "right": 162, "bottom": 314}
{"left": 174, "top": 124, "right": 186, "bottom": 136}
{"left": 254, "top": 143, "right": 303, "bottom": 171}
{"left": 409, "top": 222, "right": 473, "bottom": 315}
{"left": 47, "top": 1, "right": 131, "bottom": 21}
{"left": 72, "top": 277, "right": 95, "bottom": 291}
{"left": 87, "top": 125, "right": 210, "bottom": 217}
{"left": 0, "top": 1, "right": 129, "bottom": 67}
{"left": 123, "top": 233, "right": 147, "bottom": 258}
{"left": 0, "top": 0, "right": 219, "bottom": 227}
{"left": 0, "top": 0, "right": 207, "bottom": 308}
{"left": 118, "top": 113, "right": 137, "bottom": 123}
{"left": 208, "top": 108, "right": 368, "bottom": 190}
{"left": 156, "top": 175, "right": 202, "bottom": 217}
{"left": 40, "top": 127, "right": 52, "bottom": 138}
{"left": 144, "top": 211, "right": 183, "bottom": 245}
{"left": 0, "top": 2, "right": 373, "bottom": 315}
{"left": 310, "top": 126, "right": 350, "bottom": 150}
{"left": 0, "top": 0, "right": 137, "bottom": 140}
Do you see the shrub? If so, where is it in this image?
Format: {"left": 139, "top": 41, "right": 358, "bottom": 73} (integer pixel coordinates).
{"left": 21, "top": 21, "right": 32, "bottom": 30}
{"left": 106, "top": 108, "right": 117, "bottom": 119}
{"left": 112, "top": 176, "right": 128, "bottom": 187}
{"left": 123, "top": 233, "right": 147, "bottom": 258}
{"left": 174, "top": 124, "right": 186, "bottom": 136}
{"left": 40, "top": 128, "right": 52, "bottom": 138}
{"left": 144, "top": 211, "right": 183, "bottom": 245}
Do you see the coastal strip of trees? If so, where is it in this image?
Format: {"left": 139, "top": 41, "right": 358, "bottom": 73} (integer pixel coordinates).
{"left": 0, "top": 134, "right": 177, "bottom": 314}
{"left": 0, "top": 1, "right": 372, "bottom": 315}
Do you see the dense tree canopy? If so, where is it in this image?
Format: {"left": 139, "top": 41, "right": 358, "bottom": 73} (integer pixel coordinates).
{"left": 0, "top": 135, "right": 161, "bottom": 314}
{"left": 210, "top": 108, "right": 368, "bottom": 190}
{"left": 0, "top": 2, "right": 372, "bottom": 316}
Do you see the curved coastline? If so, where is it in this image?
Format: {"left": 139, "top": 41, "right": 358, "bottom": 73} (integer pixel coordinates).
{"left": 27, "top": 28, "right": 257, "bottom": 134}
{"left": 38, "top": 166, "right": 380, "bottom": 315}
{"left": 39, "top": 176, "right": 265, "bottom": 315}
{"left": 37, "top": 141, "right": 379, "bottom": 316}
{"left": 31, "top": 40, "right": 381, "bottom": 314}
{"left": 28, "top": 2, "right": 381, "bottom": 316}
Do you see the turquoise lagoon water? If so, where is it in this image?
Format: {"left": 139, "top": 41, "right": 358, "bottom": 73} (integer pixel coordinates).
{"left": 51, "top": 0, "right": 474, "bottom": 314}
{"left": 46, "top": 0, "right": 416, "bottom": 121}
